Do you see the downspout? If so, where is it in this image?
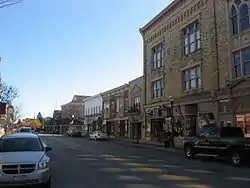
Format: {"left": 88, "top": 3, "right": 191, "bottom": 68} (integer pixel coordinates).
{"left": 213, "top": 0, "right": 220, "bottom": 91}
{"left": 140, "top": 30, "right": 147, "bottom": 140}
{"left": 225, "top": 1, "right": 236, "bottom": 126}
{"left": 213, "top": 0, "right": 220, "bottom": 124}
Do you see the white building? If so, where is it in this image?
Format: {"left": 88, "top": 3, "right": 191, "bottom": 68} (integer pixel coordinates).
{"left": 84, "top": 94, "right": 103, "bottom": 132}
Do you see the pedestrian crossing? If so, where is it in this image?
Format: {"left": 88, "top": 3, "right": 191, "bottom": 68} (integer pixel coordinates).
{"left": 73, "top": 153, "right": 250, "bottom": 187}
{"left": 75, "top": 153, "right": 214, "bottom": 188}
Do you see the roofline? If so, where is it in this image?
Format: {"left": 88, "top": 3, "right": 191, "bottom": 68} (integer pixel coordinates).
{"left": 101, "top": 84, "right": 128, "bottom": 95}
{"left": 139, "top": 0, "right": 179, "bottom": 35}
{"left": 83, "top": 93, "right": 102, "bottom": 102}
{"left": 61, "top": 102, "right": 83, "bottom": 107}
{"left": 129, "top": 76, "right": 143, "bottom": 84}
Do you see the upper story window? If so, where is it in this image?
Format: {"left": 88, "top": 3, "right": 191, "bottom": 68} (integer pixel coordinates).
{"left": 132, "top": 96, "right": 140, "bottom": 108}
{"left": 231, "top": 6, "right": 238, "bottom": 35}
{"left": 231, "top": 1, "right": 250, "bottom": 35}
{"left": 182, "top": 66, "right": 202, "bottom": 91}
{"left": 152, "top": 43, "right": 164, "bottom": 69}
{"left": 183, "top": 21, "right": 200, "bottom": 55}
{"left": 124, "top": 98, "right": 129, "bottom": 112}
{"left": 233, "top": 47, "right": 250, "bottom": 78}
{"left": 152, "top": 79, "right": 164, "bottom": 98}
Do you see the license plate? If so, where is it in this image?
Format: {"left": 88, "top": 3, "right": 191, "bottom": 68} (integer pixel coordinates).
{"left": 14, "top": 175, "right": 27, "bottom": 180}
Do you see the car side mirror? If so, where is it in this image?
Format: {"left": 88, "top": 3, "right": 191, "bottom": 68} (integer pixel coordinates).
{"left": 45, "top": 146, "right": 52, "bottom": 152}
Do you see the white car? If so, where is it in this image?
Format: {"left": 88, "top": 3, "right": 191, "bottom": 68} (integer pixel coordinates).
{"left": 89, "top": 131, "right": 108, "bottom": 140}
{"left": 0, "top": 133, "right": 52, "bottom": 187}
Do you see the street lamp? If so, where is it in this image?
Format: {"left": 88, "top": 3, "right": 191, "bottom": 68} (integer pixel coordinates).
{"left": 169, "top": 96, "right": 175, "bottom": 148}
{"left": 70, "top": 114, "right": 75, "bottom": 125}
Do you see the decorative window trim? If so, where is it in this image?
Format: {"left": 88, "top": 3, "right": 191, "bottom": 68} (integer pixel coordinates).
{"left": 152, "top": 79, "right": 164, "bottom": 99}
{"left": 182, "top": 20, "right": 201, "bottom": 55}
{"left": 151, "top": 43, "right": 164, "bottom": 70}
{"left": 232, "top": 46, "right": 250, "bottom": 78}
{"left": 182, "top": 66, "right": 202, "bottom": 91}
{"left": 230, "top": 1, "right": 250, "bottom": 35}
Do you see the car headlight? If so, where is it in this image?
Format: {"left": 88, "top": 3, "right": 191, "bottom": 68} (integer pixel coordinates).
{"left": 38, "top": 158, "right": 49, "bottom": 169}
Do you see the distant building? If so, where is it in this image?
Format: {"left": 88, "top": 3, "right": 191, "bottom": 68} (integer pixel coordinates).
{"left": 84, "top": 94, "right": 103, "bottom": 132}
{"left": 101, "top": 84, "right": 129, "bottom": 136}
{"left": 61, "top": 95, "right": 90, "bottom": 123}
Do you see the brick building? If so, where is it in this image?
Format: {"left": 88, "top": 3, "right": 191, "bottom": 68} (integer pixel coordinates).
{"left": 61, "top": 95, "right": 90, "bottom": 123}
{"left": 101, "top": 84, "right": 129, "bottom": 137}
{"left": 127, "top": 76, "right": 144, "bottom": 139}
{"left": 139, "top": 0, "right": 250, "bottom": 139}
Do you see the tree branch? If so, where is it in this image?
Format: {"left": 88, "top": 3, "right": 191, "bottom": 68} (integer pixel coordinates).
{"left": 0, "top": 0, "right": 23, "bottom": 9}
{"left": 0, "top": 82, "right": 19, "bottom": 103}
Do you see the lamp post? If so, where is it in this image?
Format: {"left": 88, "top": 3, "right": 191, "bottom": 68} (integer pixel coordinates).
{"left": 70, "top": 114, "right": 75, "bottom": 125}
{"left": 169, "top": 96, "right": 175, "bottom": 148}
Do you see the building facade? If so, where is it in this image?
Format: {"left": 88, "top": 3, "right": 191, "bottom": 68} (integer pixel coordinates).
{"left": 226, "top": 0, "right": 250, "bottom": 135}
{"left": 101, "top": 84, "right": 129, "bottom": 137}
{"left": 127, "top": 76, "right": 144, "bottom": 139}
{"left": 139, "top": 0, "right": 235, "bottom": 139}
{"left": 61, "top": 95, "right": 90, "bottom": 123}
{"left": 84, "top": 94, "right": 103, "bottom": 132}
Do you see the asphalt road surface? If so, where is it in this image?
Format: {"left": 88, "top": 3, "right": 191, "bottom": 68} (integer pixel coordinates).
{"left": 40, "top": 134, "right": 250, "bottom": 188}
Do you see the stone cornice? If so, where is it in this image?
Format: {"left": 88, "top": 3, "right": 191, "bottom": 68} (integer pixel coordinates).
{"left": 139, "top": 0, "right": 181, "bottom": 35}
{"left": 143, "top": 0, "right": 207, "bottom": 45}
{"left": 101, "top": 84, "right": 129, "bottom": 97}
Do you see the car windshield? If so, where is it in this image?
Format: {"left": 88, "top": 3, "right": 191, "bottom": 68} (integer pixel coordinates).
{"left": 0, "top": 138, "right": 43, "bottom": 152}
{"left": 20, "top": 128, "right": 32, "bottom": 132}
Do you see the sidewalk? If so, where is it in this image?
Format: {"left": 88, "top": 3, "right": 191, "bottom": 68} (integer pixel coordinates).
{"left": 112, "top": 137, "right": 183, "bottom": 154}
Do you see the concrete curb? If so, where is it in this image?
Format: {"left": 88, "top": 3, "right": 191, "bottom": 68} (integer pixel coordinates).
{"left": 113, "top": 139, "right": 183, "bottom": 154}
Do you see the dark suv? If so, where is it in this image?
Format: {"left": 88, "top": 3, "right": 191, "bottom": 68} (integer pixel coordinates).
{"left": 183, "top": 126, "right": 250, "bottom": 166}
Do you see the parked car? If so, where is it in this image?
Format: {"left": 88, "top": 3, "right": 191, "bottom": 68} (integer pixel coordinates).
{"left": 183, "top": 126, "right": 250, "bottom": 166}
{"left": 65, "top": 130, "right": 71, "bottom": 136}
{"left": 89, "top": 130, "right": 108, "bottom": 140}
{"left": 66, "top": 130, "right": 81, "bottom": 137}
{"left": 0, "top": 133, "right": 52, "bottom": 187}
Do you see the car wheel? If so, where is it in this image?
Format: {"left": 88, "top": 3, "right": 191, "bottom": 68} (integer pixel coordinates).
{"left": 230, "top": 151, "right": 242, "bottom": 166}
{"left": 43, "top": 178, "right": 51, "bottom": 188}
{"left": 184, "top": 145, "right": 194, "bottom": 159}
{"left": 164, "top": 141, "right": 170, "bottom": 148}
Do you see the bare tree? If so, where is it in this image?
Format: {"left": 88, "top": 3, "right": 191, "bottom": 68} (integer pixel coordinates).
{"left": 0, "top": 0, "right": 23, "bottom": 9}
{"left": 13, "top": 105, "right": 22, "bottom": 123}
{"left": 0, "top": 82, "right": 19, "bottom": 103}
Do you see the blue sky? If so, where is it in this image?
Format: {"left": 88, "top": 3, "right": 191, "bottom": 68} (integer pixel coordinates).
{"left": 0, "top": 0, "right": 170, "bottom": 118}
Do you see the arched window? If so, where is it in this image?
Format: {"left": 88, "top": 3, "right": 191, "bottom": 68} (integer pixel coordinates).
{"left": 231, "top": 5, "right": 238, "bottom": 35}
{"left": 239, "top": 4, "right": 249, "bottom": 31}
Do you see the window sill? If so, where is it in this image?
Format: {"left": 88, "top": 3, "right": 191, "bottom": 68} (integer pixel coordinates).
{"left": 183, "top": 49, "right": 202, "bottom": 58}
{"left": 181, "top": 88, "right": 203, "bottom": 95}
{"left": 232, "top": 28, "right": 250, "bottom": 38}
{"left": 151, "top": 66, "right": 164, "bottom": 72}
{"left": 230, "top": 74, "right": 250, "bottom": 82}
{"left": 151, "top": 97, "right": 164, "bottom": 102}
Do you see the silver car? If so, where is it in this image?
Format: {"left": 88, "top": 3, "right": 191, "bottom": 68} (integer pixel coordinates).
{"left": 0, "top": 133, "right": 52, "bottom": 187}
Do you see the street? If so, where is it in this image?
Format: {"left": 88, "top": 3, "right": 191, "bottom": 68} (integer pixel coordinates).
{"left": 41, "top": 134, "right": 250, "bottom": 188}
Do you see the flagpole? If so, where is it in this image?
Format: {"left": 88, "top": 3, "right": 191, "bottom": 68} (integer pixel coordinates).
{"left": 0, "top": 57, "right": 2, "bottom": 96}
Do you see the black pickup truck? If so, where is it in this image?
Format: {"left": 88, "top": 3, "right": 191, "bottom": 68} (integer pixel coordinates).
{"left": 183, "top": 126, "right": 250, "bottom": 166}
